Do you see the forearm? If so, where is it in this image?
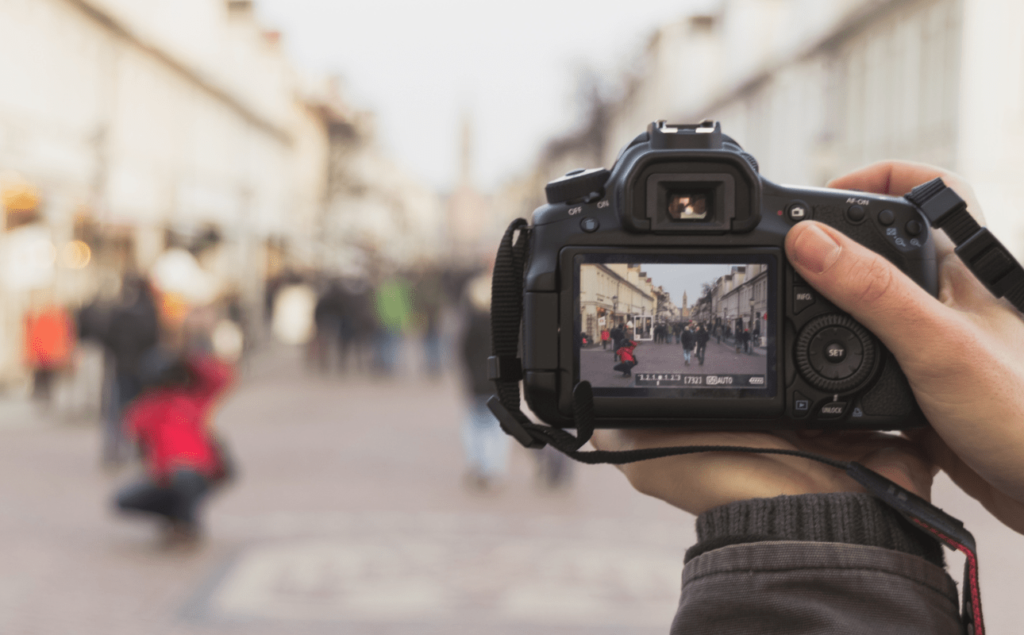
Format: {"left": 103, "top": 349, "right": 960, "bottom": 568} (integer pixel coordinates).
{"left": 673, "top": 493, "right": 962, "bottom": 635}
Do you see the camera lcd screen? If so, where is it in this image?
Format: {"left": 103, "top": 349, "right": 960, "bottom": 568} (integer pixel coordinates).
{"left": 575, "top": 255, "right": 776, "bottom": 398}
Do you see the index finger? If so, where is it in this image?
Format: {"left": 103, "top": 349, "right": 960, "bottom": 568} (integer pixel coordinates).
{"left": 827, "top": 160, "right": 986, "bottom": 225}
{"left": 826, "top": 160, "right": 954, "bottom": 196}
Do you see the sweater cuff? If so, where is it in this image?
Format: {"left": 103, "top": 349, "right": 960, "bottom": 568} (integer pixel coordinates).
{"left": 685, "top": 492, "right": 944, "bottom": 568}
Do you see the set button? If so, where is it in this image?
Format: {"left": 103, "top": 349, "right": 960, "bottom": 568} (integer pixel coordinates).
{"left": 807, "top": 326, "right": 864, "bottom": 380}
{"left": 796, "top": 314, "right": 877, "bottom": 393}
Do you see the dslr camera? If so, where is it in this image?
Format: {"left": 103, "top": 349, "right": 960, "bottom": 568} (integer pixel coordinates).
{"left": 518, "top": 121, "right": 937, "bottom": 430}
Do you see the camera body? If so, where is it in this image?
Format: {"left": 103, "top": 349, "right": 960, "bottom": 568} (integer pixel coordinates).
{"left": 521, "top": 121, "right": 937, "bottom": 430}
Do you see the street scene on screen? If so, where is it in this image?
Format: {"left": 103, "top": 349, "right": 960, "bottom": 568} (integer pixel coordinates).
{"left": 578, "top": 262, "right": 770, "bottom": 389}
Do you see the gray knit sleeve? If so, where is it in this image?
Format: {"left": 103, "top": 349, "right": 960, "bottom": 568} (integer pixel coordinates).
{"left": 685, "top": 492, "right": 944, "bottom": 567}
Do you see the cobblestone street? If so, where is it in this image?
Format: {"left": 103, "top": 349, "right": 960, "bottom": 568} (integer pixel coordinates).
{"left": 1, "top": 343, "right": 1022, "bottom": 634}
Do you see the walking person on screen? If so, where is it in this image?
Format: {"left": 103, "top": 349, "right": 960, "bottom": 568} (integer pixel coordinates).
{"left": 681, "top": 325, "right": 695, "bottom": 366}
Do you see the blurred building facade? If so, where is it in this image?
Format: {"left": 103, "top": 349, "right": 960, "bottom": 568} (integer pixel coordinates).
{"left": 507, "top": 0, "right": 1024, "bottom": 263}
{"left": 0, "top": 0, "right": 441, "bottom": 385}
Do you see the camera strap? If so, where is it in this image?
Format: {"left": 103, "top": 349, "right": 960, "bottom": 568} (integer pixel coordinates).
{"left": 486, "top": 212, "right": 987, "bottom": 634}
{"left": 907, "top": 178, "right": 1024, "bottom": 313}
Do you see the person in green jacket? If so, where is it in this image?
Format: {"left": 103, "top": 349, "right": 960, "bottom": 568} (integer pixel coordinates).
{"left": 373, "top": 275, "right": 412, "bottom": 375}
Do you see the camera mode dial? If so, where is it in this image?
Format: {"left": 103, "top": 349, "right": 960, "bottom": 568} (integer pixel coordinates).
{"left": 795, "top": 314, "right": 876, "bottom": 393}
{"left": 545, "top": 168, "right": 611, "bottom": 204}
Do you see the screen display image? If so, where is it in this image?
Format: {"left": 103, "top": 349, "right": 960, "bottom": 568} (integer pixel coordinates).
{"left": 578, "top": 260, "right": 771, "bottom": 394}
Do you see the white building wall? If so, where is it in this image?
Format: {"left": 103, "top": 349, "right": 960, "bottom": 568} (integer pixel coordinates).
{"left": 600, "top": 0, "right": 1024, "bottom": 261}
{"left": 957, "top": 0, "right": 1024, "bottom": 259}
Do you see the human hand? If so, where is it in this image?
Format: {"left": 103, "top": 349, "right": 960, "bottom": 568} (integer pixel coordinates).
{"left": 593, "top": 161, "right": 1024, "bottom": 530}
{"left": 793, "top": 161, "right": 1024, "bottom": 533}
{"left": 590, "top": 426, "right": 935, "bottom": 516}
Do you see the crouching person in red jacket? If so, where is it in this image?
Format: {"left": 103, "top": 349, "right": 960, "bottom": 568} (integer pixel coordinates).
{"left": 115, "top": 350, "right": 234, "bottom": 543}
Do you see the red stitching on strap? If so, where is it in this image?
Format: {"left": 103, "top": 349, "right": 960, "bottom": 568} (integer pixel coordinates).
{"left": 912, "top": 518, "right": 984, "bottom": 635}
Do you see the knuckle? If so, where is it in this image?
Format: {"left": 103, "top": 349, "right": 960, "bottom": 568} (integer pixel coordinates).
{"left": 848, "top": 255, "right": 896, "bottom": 306}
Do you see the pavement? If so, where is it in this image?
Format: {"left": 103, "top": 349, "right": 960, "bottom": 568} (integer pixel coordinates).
{"left": 0, "top": 343, "right": 688, "bottom": 635}
{"left": 0, "top": 342, "right": 1021, "bottom": 634}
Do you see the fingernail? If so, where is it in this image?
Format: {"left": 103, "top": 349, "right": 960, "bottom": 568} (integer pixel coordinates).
{"left": 792, "top": 224, "right": 842, "bottom": 274}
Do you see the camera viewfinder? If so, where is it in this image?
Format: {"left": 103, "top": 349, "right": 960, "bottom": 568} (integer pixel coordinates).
{"left": 667, "top": 192, "right": 710, "bottom": 220}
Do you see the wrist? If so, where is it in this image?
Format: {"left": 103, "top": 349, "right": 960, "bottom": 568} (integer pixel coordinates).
{"left": 686, "top": 492, "right": 944, "bottom": 567}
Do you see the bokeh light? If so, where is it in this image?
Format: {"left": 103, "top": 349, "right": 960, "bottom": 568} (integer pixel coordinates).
{"left": 61, "top": 240, "right": 91, "bottom": 269}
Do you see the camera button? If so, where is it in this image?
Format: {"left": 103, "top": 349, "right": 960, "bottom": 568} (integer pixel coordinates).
{"left": 787, "top": 201, "right": 810, "bottom": 221}
{"left": 793, "top": 286, "right": 815, "bottom": 314}
{"left": 824, "top": 341, "right": 847, "bottom": 363}
{"left": 878, "top": 209, "right": 896, "bottom": 225}
{"left": 818, "top": 401, "right": 848, "bottom": 419}
{"left": 793, "top": 391, "right": 811, "bottom": 417}
{"left": 905, "top": 219, "right": 923, "bottom": 236}
{"left": 846, "top": 204, "right": 866, "bottom": 223}
{"left": 580, "top": 217, "right": 600, "bottom": 233}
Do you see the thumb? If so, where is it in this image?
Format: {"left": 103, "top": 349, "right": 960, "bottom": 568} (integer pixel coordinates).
{"left": 785, "top": 221, "right": 959, "bottom": 371}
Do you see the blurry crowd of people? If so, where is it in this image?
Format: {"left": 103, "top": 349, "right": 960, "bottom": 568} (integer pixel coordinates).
{"left": 267, "top": 261, "right": 572, "bottom": 493}
{"left": 267, "top": 266, "right": 471, "bottom": 378}
{"left": 21, "top": 261, "right": 243, "bottom": 544}
{"left": 591, "top": 318, "right": 765, "bottom": 355}
{"left": 17, "top": 253, "right": 576, "bottom": 545}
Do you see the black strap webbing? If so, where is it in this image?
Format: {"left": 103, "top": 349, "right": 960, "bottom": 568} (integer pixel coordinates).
{"left": 906, "top": 178, "right": 1024, "bottom": 312}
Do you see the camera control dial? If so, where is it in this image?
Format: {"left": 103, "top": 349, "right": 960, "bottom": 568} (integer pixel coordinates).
{"left": 795, "top": 314, "right": 876, "bottom": 393}
{"left": 545, "top": 168, "right": 611, "bottom": 205}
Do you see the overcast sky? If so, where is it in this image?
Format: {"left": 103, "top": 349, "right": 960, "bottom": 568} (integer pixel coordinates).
{"left": 642, "top": 263, "right": 742, "bottom": 308}
{"left": 256, "top": 0, "right": 714, "bottom": 193}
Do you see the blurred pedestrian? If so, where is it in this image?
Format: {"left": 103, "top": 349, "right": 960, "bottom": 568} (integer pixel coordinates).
{"left": 610, "top": 324, "right": 624, "bottom": 361}
{"left": 311, "top": 280, "right": 345, "bottom": 373}
{"left": 414, "top": 269, "right": 446, "bottom": 377}
{"left": 681, "top": 325, "right": 695, "bottom": 365}
{"left": 114, "top": 350, "right": 234, "bottom": 543}
{"left": 344, "top": 277, "right": 377, "bottom": 372}
{"left": 600, "top": 327, "right": 610, "bottom": 350}
{"left": 458, "top": 271, "right": 508, "bottom": 490}
{"left": 101, "top": 275, "right": 160, "bottom": 465}
{"left": 695, "top": 323, "right": 710, "bottom": 365}
{"left": 373, "top": 274, "right": 412, "bottom": 375}
{"left": 24, "top": 301, "right": 76, "bottom": 404}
